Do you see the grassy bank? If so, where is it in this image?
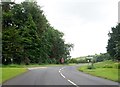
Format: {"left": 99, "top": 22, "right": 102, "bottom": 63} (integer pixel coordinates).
{"left": 78, "top": 60, "right": 119, "bottom": 82}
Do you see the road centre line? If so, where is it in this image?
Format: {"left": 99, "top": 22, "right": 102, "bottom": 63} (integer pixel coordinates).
{"left": 59, "top": 67, "right": 79, "bottom": 87}
{"left": 67, "top": 79, "right": 78, "bottom": 87}
{"left": 60, "top": 73, "right": 65, "bottom": 78}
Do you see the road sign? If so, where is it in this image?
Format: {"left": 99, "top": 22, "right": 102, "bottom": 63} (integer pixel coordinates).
{"left": 60, "top": 58, "right": 64, "bottom": 63}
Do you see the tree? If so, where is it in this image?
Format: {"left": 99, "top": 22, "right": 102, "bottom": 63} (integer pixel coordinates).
{"left": 2, "top": 1, "right": 73, "bottom": 65}
{"left": 94, "top": 53, "right": 111, "bottom": 62}
{"left": 107, "top": 23, "right": 120, "bottom": 61}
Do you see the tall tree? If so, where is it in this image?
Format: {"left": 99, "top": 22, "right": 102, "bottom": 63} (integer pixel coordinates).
{"left": 107, "top": 23, "right": 120, "bottom": 61}
{"left": 2, "top": 1, "right": 73, "bottom": 65}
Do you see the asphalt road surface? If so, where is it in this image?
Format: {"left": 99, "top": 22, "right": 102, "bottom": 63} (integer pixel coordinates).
{"left": 2, "top": 65, "right": 119, "bottom": 87}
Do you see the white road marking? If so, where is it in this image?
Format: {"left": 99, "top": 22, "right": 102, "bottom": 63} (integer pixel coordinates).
{"left": 60, "top": 73, "right": 65, "bottom": 78}
{"left": 59, "top": 67, "right": 79, "bottom": 87}
{"left": 67, "top": 79, "right": 79, "bottom": 87}
{"left": 28, "top": 67, "right": 47, "bottom": 70}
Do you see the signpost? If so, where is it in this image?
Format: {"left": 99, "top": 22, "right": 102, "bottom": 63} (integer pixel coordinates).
{"left": 60, "top": 58, "right": 64, "bottom": 64}
{"left": 87, "top": 59, "right": 90, "bottom": 65}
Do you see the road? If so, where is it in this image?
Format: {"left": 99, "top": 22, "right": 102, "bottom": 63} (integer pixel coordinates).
{"left": 2, "top": 65, "right": 119, "bottom": 87}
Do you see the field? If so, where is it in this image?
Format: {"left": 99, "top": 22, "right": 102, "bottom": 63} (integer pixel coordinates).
{"left": 78, "top": 60, "right": 120, "bottom": 82}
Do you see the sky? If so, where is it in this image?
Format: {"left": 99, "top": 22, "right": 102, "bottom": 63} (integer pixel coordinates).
{"left": 16, "top": 0, "right": 119, "bottom": 58}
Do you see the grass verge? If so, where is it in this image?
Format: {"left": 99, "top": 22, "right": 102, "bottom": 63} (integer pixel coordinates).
{"left": 0, "top": 68, "right": 2, "bottom": 83}
{"left": 1, "top": 68, "right": 27, "bottom": 83}
{"left": 78, "top": 60, "right": 119, "bottom": 82}
{"left": 2, "top": 64, "right": 68, "bottom": 68}
{"left": 0, "top": 63, "right": 68, "bottom": 83}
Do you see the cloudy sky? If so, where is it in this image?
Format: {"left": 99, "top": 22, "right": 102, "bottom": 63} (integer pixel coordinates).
{"left": 16, "top": 0, "right": 119, "bottom": 58}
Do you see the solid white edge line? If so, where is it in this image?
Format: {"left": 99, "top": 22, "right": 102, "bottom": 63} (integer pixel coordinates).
{"left": 59, "top": 67, "right": 79, "bottom": 87}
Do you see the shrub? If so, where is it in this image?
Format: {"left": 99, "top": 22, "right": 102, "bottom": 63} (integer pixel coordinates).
{"left": 78, "top": 59, "right": 87, "bottom": 63}
{"left": 114, "top": 63, "right": 120, "bottom": 69}
{"left": 87, "top": 65, "right": 95, "bottom": 69}
{"left": 102, "top": 64, "right": 113, "bottom": 68}
{"left": 67, "top": 59, "right": 77, "bottom": 63}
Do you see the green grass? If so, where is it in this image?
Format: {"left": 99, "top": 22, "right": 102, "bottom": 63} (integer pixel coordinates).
{"left": 94, "top": 60, "right": 119, "bottom": 69}
{"left": 0, "top": 68, "right": 2, "bottom": 83}
{"left": 1, "top": 68, "right": 27, "bottom": 83}
{"left": 0, "top": 63, "right": 68, "bottom": 83}
{"left": 78, "top": 60, "right": 119, "bottom": 82}
{"left": 2, "top": 63, "right": 68, "bottom": 68}
{"left": 25, "top": 64, "right": 67, "bottom": 67}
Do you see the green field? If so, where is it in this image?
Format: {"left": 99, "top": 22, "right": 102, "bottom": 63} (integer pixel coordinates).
{"left": 78, "top": 60, "right": 119, "bottom": 82}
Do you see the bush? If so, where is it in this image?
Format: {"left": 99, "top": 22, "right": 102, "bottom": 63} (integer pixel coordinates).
{"left": 67, "top": 59, "right": 78, "bottom": 63}
{"left": 78, "top": 59, "right": 87, "bottom": 63}
{"left": 114, "top": 63, "right": 120, "bottom": 69}
{"left": 87, "top": 65, "right": 95, "bottom": 69}
{"left": 102, "top": 64, "right": 113, "bottom": 68}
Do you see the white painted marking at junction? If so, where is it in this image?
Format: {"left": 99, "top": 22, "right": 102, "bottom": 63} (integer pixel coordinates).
{"left": 28, "top": 67, "right": 47, "bottom": 70}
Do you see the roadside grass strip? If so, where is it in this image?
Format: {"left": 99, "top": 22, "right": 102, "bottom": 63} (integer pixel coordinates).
{"left": 1, "top": 64, "right": 66, "bottom": 83}
{"left": 78, "top": 60, "right": 119, "bottom": 82}
{"left": 0, "top": 68, "right": 2, "bottom": 83}
{"left": 2, "top": 64, "right": 67, "bottom": 68}
{"left": 2, "top": 68, "right": 27, "bottom": 83}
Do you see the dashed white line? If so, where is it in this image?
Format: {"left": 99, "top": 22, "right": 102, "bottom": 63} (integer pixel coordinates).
{"left": 59, "top": 67, "right": 79, "bottom": 87}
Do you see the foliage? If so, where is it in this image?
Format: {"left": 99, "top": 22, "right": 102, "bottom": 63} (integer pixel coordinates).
{"left": 72, "top": 53, "right": 111, "bottom": 64}
{"left": 94, "top": 53, "right": 111, "bottom": 62}
{"left": 107, "top": 23, "right": 120, "bottom": 61}
{"left": 102, "top": 64, "right": 113, "bottom": 68}
{"left": 67, "top": 57, "right": 88, "bottom": 63}
{"left": 2, "top": 1, "right": 73, "bottom": 65}
{"left": 77, "top": 58, "right": 88, "bottom": 63}
{"left": 67, "top": 58, "right": 78, "bottom": 63}
{"left": 87, "top": 65, "right": 95, "bottom": 69}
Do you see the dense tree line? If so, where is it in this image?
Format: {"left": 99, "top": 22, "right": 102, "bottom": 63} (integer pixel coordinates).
{"left": 93, "top": 53, "right": 111, "bottom": 62}
{"left": 2, "top": 1, "right": 73, "bottom": 65}
{"left": 107, "top": 23, "right": 120, "bottom": 61}
{"left": 70, "top": 53, "right": 111, "bottom": 64}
